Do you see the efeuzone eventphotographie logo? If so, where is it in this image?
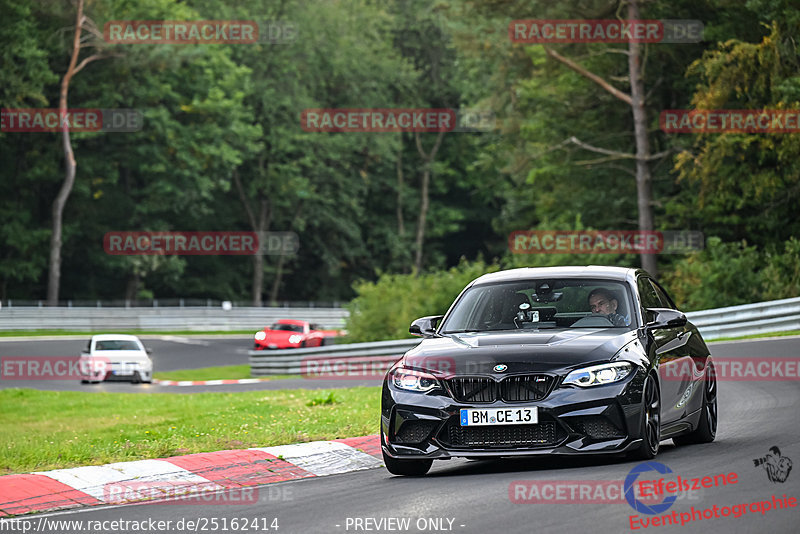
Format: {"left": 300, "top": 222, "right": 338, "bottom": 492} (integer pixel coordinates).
{"left": 509, "top": 19, "right": 703, "bottom": 44}
{"left": 1, "top": 108, "right": 142, "bottom": 132}
{"left": 103, "top": 20, "right": 297, "bottom": 44}
{"left": 754, "top": 446, "right": 793, "bottom": 483}
{"left": 300, "top": 108, "right": 495, "bottom": 133}
{"left": 103, "top": 231, "right": 299, "bottom": 256}
{"left": 508, "top": 230, "right": 704, "bottom": 255}
{"left": 661, "top": 109, "right": 800, "bottom": 133}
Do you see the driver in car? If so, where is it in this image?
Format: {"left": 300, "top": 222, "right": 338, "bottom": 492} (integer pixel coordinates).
{"left": 587, "top": 288, "right": 628, "bottom": 326}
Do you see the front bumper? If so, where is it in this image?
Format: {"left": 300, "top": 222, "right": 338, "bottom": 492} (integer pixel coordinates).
{"left": 81, "top": 361, "right": 152, "bottom": 382}
{"left": 381, "top": 370, "right": 646, "bottom": 459}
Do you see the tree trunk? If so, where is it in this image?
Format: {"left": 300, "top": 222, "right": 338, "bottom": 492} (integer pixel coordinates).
{"left": 125, "top": 273, "right": 140, "bottom": 302}
{"left": 396, "top": 142, "right": 405, "bottom": 237}
{"left": 233, "top": 168, "right": 271, "bottom": 306}
{"left": 47, "top": 0, "right": 85, "bottom": 305}
{"left": 413, "top": 130, "right": 445, "bottom": 273}
{"left": 251, "top": 199, "right": 270, "bottom": 306}
{"left": 627, "top": 0, "right": 657, "bottom": 275}
{"left": 268, "top": 202, "right": 302, "bottom": 303}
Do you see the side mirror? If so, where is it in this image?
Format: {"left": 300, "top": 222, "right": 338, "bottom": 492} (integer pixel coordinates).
{"left": 645, "top": 308, "right": 687, "bottom": 330}
{"left": 409, "top": 315, "right": 444, "bottom": 338}
{"left": 145, "top": 347, "right": 153, "bottom": 355}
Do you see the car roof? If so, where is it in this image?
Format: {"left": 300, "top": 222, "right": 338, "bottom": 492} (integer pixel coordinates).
{"left": 470, "top": 266, "right": 640, "bottom": 286}
{"left": 91, "top": 334, "right": 143, "bottom": 342}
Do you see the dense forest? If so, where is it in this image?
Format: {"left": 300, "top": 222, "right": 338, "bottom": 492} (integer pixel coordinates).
{"left": 2, "top": 0, "right": 798, "bottom": 312}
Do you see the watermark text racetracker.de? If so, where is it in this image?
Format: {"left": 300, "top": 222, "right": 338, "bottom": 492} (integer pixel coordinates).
{"left": 0, "top": 517, "right": 281, "bottom": 533}
{"left": 300, "top": 108, "right": 495, "bottom": 133}
{"left": 661, "top": 109, "right": 800, "bottom": 133}
{"left": 661, "top": 357, "right": 800, "bottom": 381}
{"left": 1, "top": 108, "right": 142, "bottom": 133}
{"left": 509, "top": 230, "right": 704, "bottom": 254}
{"left": 301, "top": 356, "right": 455, "bottom": 380}
{"left": 103, "top": 231, "right": 299, "bottom": 255}
{"left": 509, "top": 19, "right": 703, "bottom": 43}
{"left": 1, "top": 356, "right": 109, "bottom": 380}
{"left": 103, "top": 20, "right": 296, "bottom": 44}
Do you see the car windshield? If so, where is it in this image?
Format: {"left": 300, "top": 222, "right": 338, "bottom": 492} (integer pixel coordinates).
{"left": 439, "top": 279, "right": 635, "bottom": 333}
{"left": 269, "top": 323, "right": 304, "bottom": 333}
{"left": 94, "top": 340, "right": 141, "bottom": 351}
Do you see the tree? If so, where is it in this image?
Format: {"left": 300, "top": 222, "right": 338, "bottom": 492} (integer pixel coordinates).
{"left": 47, "top": 0, "right": 108, "bottom": 304}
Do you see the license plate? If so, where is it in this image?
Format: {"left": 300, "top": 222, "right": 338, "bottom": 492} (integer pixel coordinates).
{"left": 460, "top": 407, "right": 538, "bottom": 426}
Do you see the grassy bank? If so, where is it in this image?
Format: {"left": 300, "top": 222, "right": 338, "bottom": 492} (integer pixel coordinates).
{"left": 0, "top": 387, "right": 379, "bottom": 475}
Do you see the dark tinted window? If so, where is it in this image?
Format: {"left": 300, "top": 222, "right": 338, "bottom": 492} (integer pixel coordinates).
{"left": 650, "top": 280, "right": 677, "bottom": 309}
{"left": 94, "top": 340, "right": 140, "bottom": 351}
{"left": 637, "top": 277, "right": 662, "bottom": 309}
{"left": 270, "top": 323, "right": 304, "bottom": 332}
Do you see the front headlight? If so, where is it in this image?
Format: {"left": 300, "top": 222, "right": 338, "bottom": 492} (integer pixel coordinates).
{"left": 563, "top": 362, "right": 633, "bottom": 387}
{"left": 288, "top": 335, "right": 303, "bottom": 344}
{"left": 254, "top": 331, "right": 267, "bottom": 341}
{"left": 390, "top": 367, "right": 439, "bottom": 393}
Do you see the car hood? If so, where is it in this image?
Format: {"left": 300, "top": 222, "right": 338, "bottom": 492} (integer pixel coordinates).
{"left": 263, "top": 330, "right": 302, "bottom": 340}
{"left": 401, "top": 328, "right": 638, "bottom": 375}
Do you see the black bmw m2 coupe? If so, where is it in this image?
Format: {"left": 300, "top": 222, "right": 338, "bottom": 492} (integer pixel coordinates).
{"left": 381, "top": 266, "right": 717, "bottom": 476}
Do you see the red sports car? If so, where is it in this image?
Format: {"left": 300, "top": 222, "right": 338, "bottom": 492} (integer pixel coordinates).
{"left": 253, "top": 319, "right": 344, "bottom": 350}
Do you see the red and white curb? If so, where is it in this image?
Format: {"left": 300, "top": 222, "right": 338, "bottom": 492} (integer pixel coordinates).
{"left": 0, "top": 435, "right": 381, "bottom": 517}
{"left": 153, "top": 378, "right": 270, "bottom": 387}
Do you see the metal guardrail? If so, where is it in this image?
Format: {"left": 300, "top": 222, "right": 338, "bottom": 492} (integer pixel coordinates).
{"left": 1, "top": 299, "right": 343, "bottom": 308}
{"left": 249, "top": 339, "right": 420, "bottom": 376}
{"left": 249, "top": 297, "right": 800, "bottom": 376}
{"left": 0, "top": 307, "right": 348, "bottom": 331}
{"left": 685, "top": 296, "right": 800, "bottom": 340}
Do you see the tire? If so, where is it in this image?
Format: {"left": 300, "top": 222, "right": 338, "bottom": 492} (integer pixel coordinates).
{"left": 673, "top": 363, "right": 717, "bottom": 445}
{"left": 382, "top": 450, "right": 433, "bottom": 476}
{"left": 80, "top": 379, "right": 89, "bottom": 384}
{"left": 131, "top": 371, "right": 142, "bottom": 384}
{"left": 629, "top": 374, "right": 661, "bottom": 460}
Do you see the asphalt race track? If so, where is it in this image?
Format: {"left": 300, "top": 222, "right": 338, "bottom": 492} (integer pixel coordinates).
{"left": 0, "top": 335, "right": 384, "bottom": 391}
{"left": 0, "top": 335, "right": 253, "bottom": 371}
{"left": 5, "top": 337, "right": 800, "bottom": 533}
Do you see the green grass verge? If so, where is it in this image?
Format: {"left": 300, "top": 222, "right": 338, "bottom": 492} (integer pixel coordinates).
{"left": 0, "top": 330, "right": 256, "bottom": 337}
{"left": 153, "top": 365, "right": 255, "bottom": 381}
{"left": 0, "top": 387, "right": 380, "bottom": 475}
{"left": 153, "top": 365, "right": 294, "bottom": 381}
{"left": 709, "top": 329, "right": 800, "bottom": 343}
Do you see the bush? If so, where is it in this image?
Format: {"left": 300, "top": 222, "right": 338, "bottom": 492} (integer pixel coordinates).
{"left": 346, "top": 237, "right": 800, "bottom": 341}
{"left": 344, "top": 259, "right": 500, "bottom": 342}
{"left": 660, "top": 237, "right": 800, "bottom": 311}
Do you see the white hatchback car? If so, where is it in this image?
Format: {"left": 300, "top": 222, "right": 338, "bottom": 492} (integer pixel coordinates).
{"left": 80, "top": 334, "right": 153, "bottom": 384}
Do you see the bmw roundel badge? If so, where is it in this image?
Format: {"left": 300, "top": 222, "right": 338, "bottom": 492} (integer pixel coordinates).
{"left": 493, "top": 364, "right": 508, "bottom": 372}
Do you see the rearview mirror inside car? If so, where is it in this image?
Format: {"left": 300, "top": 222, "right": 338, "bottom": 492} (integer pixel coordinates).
{"left": 409, "top": 315, "right": 444, "bottom": 338}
